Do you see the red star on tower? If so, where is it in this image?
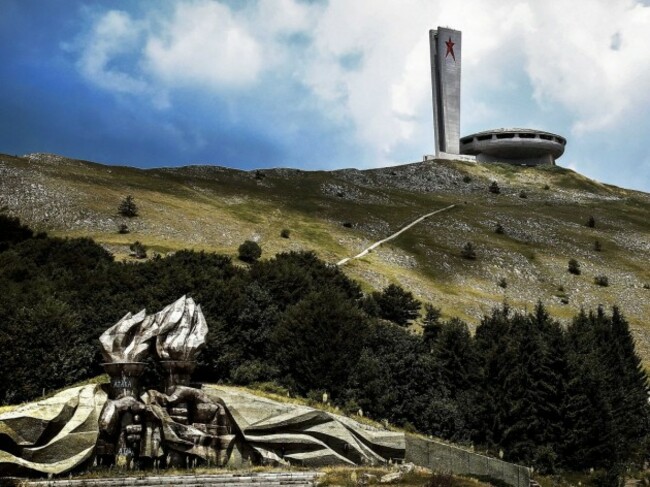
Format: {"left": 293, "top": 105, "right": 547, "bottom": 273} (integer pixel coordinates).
{"left": 445, "top": 37, "right": 456, "bottom": 61}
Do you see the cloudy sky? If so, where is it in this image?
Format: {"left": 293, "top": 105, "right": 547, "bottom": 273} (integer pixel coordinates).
{"left": 1, "top": 0, "right": 650, "bottom": 192}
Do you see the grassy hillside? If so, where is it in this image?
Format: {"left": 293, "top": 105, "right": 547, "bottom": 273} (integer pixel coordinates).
{"left": 1, "top": 152, "right": 649, "bottom": 362}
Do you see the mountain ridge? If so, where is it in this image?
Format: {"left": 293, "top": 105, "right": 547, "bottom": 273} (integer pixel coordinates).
{"left": 2, "top": 151, "right": 649, "bottom": 363}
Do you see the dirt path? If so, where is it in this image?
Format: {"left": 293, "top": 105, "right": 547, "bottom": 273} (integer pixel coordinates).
{"left": 337, "top": 204, "right": 457, "bottom": 266}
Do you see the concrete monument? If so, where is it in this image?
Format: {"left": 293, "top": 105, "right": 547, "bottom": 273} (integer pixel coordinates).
{"left": 0, "top": 296, "right": 405, "bottom": 477}
{"left": 0, "top": 297, "right": 530, "bottom": 486}
{"left": 429, "top": 27, "right": 462, "bottom": 157}
{"left": 428, "top": 26, "right": 566, "bottom": 165}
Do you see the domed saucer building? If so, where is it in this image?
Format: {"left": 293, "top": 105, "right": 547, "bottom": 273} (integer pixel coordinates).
{"left": 460, "top": 128, "right": 566, "bottom": 166}
{"left": 429, "top": 27, "right": 566, "bottom": 166}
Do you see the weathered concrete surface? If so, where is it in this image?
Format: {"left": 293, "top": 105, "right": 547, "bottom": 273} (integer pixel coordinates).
{"left": 430, "top": 27, "right": 462, "bottom": 155}
{"left": 0, "top": 385, "right": 107, "bottom": 475}
{"left": 460, "top": 128, "right": 566, "bottom": 166}
{"left": 155, "top": 296, "right": 208, "bottom": 362}
{"left": 205, "top": 386, "right": 405, "bottom": 467}
{"left": 100, "top": 310, "right": 157, "bottom": 363}
{"left": 0, "top": 382, "right": 531, "bottom": 486}
{"left": 404, "top": 435, "right": 530, "bottom": 487}
{"left": 14, "top": 471, "right": 323, "bottom": 487}
{"left": 99, "top": 296, "right": 208, "bottom": 364}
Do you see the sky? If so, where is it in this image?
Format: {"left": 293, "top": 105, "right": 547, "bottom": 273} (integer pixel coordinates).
{"left": 1, "top": 0, "right": 650, "bottom": 192}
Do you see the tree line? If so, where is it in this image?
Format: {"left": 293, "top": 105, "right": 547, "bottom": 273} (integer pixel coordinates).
{"left": 0, "top": 214, "right": 647, "bottom": 477}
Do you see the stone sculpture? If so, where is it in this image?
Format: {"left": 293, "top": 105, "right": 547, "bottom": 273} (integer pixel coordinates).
{"left": 0, "top": 296, "right": 405, "bottom": 477}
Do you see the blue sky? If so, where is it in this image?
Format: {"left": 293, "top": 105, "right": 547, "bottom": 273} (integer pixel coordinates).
{"left": 1, "top": 0, "right": 650, "bottom": 192}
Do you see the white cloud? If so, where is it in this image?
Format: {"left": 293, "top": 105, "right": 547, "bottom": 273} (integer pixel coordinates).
{"left": 523, "top": 0, "right": 650, "bottom": 134}
{"left": 144, "top": 2, "right": 263, "bottom": 89}
{"left": 73, "top": 0, "right": 650, "bottom": 170}
{"left": 76, "top": 10, "right": 148, "bottom": 95}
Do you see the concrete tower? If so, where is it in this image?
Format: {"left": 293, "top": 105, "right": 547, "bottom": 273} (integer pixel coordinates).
{"left": 429, "top": 27, "right": 462, "bottom": 156}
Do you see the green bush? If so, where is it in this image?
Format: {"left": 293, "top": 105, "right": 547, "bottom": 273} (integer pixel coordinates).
{"left": 594, "top": 275, "right": 609, "bottom": 287}
{"left": 489, "top": 181, "right": 501, "bottom": 194}
{"left": 461, "top": 242, "right": 476, "bottom": 260}
{"left": 129, "top": 241, "right": 147, "bottom": 259}
{"left": 495, "top": 223, "right": 505, "bottom": 234}
{"left": 568, "top": 258, "right": 581, "bottom": 275}
{"left": 280, "top": 228, "right": 290, "bottom": 238}
{"left": 587, "top": 215, "right": 596, "bottom": 228}
{"left": 238, "top": 240, "right": 262, "bottom": 263}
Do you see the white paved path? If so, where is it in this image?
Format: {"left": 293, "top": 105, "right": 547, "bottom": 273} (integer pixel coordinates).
{"left": 336, "top": 204, "right": 456, "bottom": 266}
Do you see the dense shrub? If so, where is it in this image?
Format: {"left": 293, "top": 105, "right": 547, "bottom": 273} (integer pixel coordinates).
{"left": 238, "top": 240, "right": 262, "bottom": 263}
{"left": 594, "top": 275, "right": 609, "bottom": 287}
{"left": 568, "top": 258, "right": 581, "bottom": 275}
{"left": 280, "top": 229, "right": 290, "bottom": 238}
{"left": 489, "top": 181, "right": 501, "bottom": 194}
{"left": 587, "top": 215, "right": 596, "bottom": 228}
{"left": 0, "top": 214, "right": 34, "bottom": 251}
{"left": 130, "top": 241, "right": 147, "bottom": 259}
{"left": 461, "top": 242, "right": 476, "bottom": 260}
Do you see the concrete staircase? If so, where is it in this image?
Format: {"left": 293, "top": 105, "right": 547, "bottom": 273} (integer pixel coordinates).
{"left": 13, "top": 471, "right": 323, "bottom": 487}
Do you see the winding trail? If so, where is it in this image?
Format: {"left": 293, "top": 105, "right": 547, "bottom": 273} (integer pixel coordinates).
{"left": 336, "top": 204, "right": 457, "bottom": 266}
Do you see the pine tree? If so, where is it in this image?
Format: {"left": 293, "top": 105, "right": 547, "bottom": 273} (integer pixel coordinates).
{"left": 473, "top": 303, "right": 568, "bottom": 472}
{"left": 118, "top": 195, "right": 138, "bottom": 217}
{"left": 373, "top": 283, "right": 421, "bottom": 326}
{"left": 422, "top": 304, "right": 442, "bottom": 345}
{"left": 433, "top": 318, "right": 478, "bottom": 441}
{"left": 563, "top": 307, "right": 649, "bottom": 470}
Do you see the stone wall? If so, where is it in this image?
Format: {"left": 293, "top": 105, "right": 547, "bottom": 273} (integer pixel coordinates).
{"left": 405, "top": 435, "right": 530, "bottom": 487}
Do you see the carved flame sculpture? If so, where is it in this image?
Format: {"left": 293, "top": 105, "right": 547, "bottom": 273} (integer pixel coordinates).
{"left": 154, "top": 296, "right": 208, "bottom": 362}
{"left": 99, "top": 309, "right": 158, "bottom": 363}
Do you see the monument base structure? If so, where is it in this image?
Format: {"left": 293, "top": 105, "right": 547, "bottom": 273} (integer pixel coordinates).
{"left": 423, "top": 153, "right": 477, "bottom": 163}
{"left": 0, "top": 296, "right": 530, "bottom": 487}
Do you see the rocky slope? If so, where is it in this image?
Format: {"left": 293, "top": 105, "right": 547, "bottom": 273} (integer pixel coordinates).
{"left": 1, "top": 152, "right": 649, "bottom": 362}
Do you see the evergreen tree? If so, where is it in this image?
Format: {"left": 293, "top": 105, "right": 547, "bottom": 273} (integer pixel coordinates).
{"left": 372, "top": 283, "right": 421, "bottom": 326}
{"left": 271, "top": 288, "right": 369, "bottom": 397}
{"left": 118, "top": 195, "right": 138, "bottom": 217}
{"left": 432, "top": 318, "right": 478, "bottom": 441}
{"left": 473, "top": 304, "right": 568, "bottom": 472}
{"left": 422, "top": 304, "right": 443, "bottom": 346}
{"left": 563, "top": 307, "right": 649, "bottom": 470}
